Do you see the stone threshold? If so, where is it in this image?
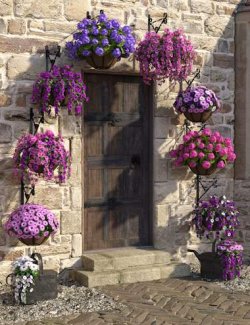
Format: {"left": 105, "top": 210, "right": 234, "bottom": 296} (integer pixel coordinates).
{"left": 71, "top": 247, "right": 190, "bottom": 287}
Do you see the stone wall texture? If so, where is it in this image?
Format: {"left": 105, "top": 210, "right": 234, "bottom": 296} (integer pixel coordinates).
{"left": 0, "top": 0, "right": 245, "bottom": 280}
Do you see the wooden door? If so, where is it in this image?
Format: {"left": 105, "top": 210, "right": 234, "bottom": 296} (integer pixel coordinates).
{"left": 84, "top": 73, "right": 152, "bottom": 250}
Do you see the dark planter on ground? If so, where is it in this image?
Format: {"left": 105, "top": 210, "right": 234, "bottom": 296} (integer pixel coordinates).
{"left": 188, "top": 250, "right": 238, "bottom": 280}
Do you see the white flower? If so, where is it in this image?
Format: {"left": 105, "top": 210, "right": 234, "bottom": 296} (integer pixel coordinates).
{"left": 20, "top": 265, "right": 27, "bottom": 271}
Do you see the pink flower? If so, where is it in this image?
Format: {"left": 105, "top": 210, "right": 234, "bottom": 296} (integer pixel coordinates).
{"left": 190, "top": 150, "right": 198, "bottom": 158}
{"left": 189, "top": 161, "right": 197, "bottom": 168}
{"left": 198, "top": 142, "right": 205, "bottom": 149}
{"left": 207, "top": 144, "right": 213, "bottom": 151}
{"left": 217, "top": 160, "right": 225, "bottom": 169}
{"left": 202, "top": 128, "right": 211, "bottom": 136}
{"left": 183, "top": 135, "right": 191, "bottom": 142}
{"left": 215, "top": 144, "right": 222, "bottom": 152}
{"left": 202, "top": 161, "right": 211, "bottom": 169}
{"left": 207, "top": 153, "right": 215, "bottom": 160}
{"left": 169, "top": 150, "right": 178, "bottom": 158}
{"left": 183, "top": 153, "right": 189, "bottom": 160}
{"left": 198, "top": 152, "right": 205, "bottom": 159}
{"left": 188, "top": 143, "right": 195, "bottom": 150}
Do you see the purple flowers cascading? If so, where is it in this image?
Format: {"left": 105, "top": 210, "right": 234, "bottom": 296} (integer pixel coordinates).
{"left": 31, "top": 65, "right": 88, "bottom": 116}
{"left": 193, "top": 196, "right": 240, "bottom": 240}
{"left": 13, "top": 130, "right": 71, "bottom": 185}
{"left": 4, "top": 204, "right": 59, "bottom": 240}
{"left": 65, "top": 12, "right": 136, "bottom": 60}
{"left": 193, "top": 196, "right": 243, "bottom": 281}
{"left": 217, "top": 240, "right": 243, "bottom": 281}
{"left": 174, "top": 86, "right": 221, "bottom": 114}
{"left": 135, "top": 28, "right": 196, "bottom": 84}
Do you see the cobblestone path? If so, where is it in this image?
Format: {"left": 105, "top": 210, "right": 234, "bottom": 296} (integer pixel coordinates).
{"left": 22, "top": 277, "right": 250, "bottom": 324}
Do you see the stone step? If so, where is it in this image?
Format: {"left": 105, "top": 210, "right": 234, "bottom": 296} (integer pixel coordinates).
{"left": 72, "top": 263, "right": 190, "bottom": 288}
{"left": 82, "top": 247, "right": 172, "bottom": 272}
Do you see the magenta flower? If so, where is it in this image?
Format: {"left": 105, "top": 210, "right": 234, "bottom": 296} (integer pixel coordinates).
{"left": 169, "top": 128, "right": 236, "bottom": 173}
{"left": 13, "top": 130, "right": 71, "bottom": 185}
{"left": 31, "top": 65, "right": 88, "bottom": 116}
{"left": 217, "top": 160, "right": 225, "bottom": 169}
{"left": 202, "top": 161, "right": 211, "bottom": 169}
{"left": 135, "top": 28, "right": 196, "bottom": 84}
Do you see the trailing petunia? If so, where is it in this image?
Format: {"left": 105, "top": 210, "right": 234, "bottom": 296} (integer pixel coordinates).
{"left": 31, "top": 65, "right": 88, "bottom": 116}
{"left": 13, "top": 130, "right": 71, "bottom": 185}
{"left": 193, "top": 195, "right": 240, "bottom": 240}
{"left": 135, "top": 28, "right": 196, "bottom": 84}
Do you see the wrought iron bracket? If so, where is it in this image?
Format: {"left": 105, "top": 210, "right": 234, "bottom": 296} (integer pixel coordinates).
{"left": 45, "top": 45, "right": 61, "bottom": 71}
{"left": 148, "top": 13, "right": 168, "bottom": 33}
{"left": 21, "top": 45, "right": 61, "bottom": 205}
{"left": 195, "top": 175, "right": 218, "bottom": 206}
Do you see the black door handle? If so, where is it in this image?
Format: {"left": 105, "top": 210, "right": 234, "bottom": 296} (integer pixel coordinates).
{"left": 130, "top": 154, "right": 141, "bottom": 168}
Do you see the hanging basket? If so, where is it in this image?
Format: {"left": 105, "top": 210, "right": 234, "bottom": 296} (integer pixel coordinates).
{"left": 189, "top": 163, "right": 217, "bottom": 176}
{"left": 85, "top": 53, "right": 118, "bottom": 69}
{"left": 184, "top": 110, "right": 212, "bottom": 123}
{"left": 19, "top": 236, "right": 49, "bottom": 246}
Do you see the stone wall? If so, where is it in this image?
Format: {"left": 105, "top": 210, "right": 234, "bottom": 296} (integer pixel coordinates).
{"left": 0, "top": 0, "right": 242, "bottom": 281}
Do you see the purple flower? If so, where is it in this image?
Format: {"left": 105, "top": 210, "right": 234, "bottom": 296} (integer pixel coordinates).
{"left": 95, "top": 47, "right": 104, "bottom": 56}
{"left": 66, "top": 14, "right": 135, "bottom": 60}
{"left": 102, "top": 38, "right": 109, "bottom": 47}
{"left": 31, "top": 65, "right": 88, "bottom": 116}
{"left": 13, "top": 130, "right": 71, "bottom": 185}
{"left": 4, "top": 204, "right": 59, "bottom": 240}
{"left": 112, "top": 48, "right": 122, "bottom": 58}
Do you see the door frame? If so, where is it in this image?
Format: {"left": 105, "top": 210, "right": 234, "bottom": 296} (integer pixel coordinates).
{"left": 81, "top": 69, "right": 154, "bottom": 251}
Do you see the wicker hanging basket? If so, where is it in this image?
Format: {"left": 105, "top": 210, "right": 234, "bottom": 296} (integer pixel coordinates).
{"left": 189, "top": 163, "right": 217, "bottom": 176}
{"left": 19, "top": 236, "right": 49, "bottom": 246}
{"left": 85, "top": 53, "right": 118, "bottom": 69}
{"left": 184, "top": 110, "right": 212, "bottom": 123}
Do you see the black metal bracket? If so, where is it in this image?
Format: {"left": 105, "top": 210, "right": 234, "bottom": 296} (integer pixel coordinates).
{"left": 184, "top": 68, "right": 201, "bottom": 88}
{"left": 195, "top": 175, "right": 218, "bottom": 206}
{"left": 20, "top": 45, "right": 61, "bottom": 205}
{"left": 148, "top": 13, "right": 168, "bottom": 33}
{"left": 45, "top": 45, "right": 61, "bottom": 72}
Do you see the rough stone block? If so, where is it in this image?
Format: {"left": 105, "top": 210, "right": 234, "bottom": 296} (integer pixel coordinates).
{"left": 0, "top": 93, "right": 11, "bottom": 107}
{"left": 160, "top": 263, "right": 191, "bottom": 278}
{"left": 213, "top": 53, "right": 234, "bottom": 69}
{"left": 0, "top": 0, "right": 13, "bottom": 16}
{"left": 64, "top": 0, "right": 90, "bottom": 21}
{"left": 7, "top": 55, "right": 45, "bottom": 80}
{"left": 71, "top": 187, "right": 82, "bottom": 210}
{"left": 72, "top": 234, "right": 82, "bottom": 257}
{"left": 121, "top": 265, "right": 161, "bottom": 284}
{"left": 72, "top": 270, "right": 120, "bottom": 287}
{"left": 29, "top": 187, "right": 63, "bottom": 209}
{"left": 154, "top": 181, "right": 179, "bottom": 204}
{"left": 205, "top": 16, "right": 233, "bottom": 39}
{"left": 8, "top": 18, "right": 26, "bottom": 34}
{"left": 61, "top": 211, "right": 81, "bottom": 234}
{"left": 0, "top": 18, "right": 6, "bottom": 33}
{"left": 190, "top": 0, "right": 213, "bottom": 13}
{"left": 14, "top": 0, "right": 63, "bottom": 18}
{"left": 0, "top": 123, "right": 12, "bottom": 143}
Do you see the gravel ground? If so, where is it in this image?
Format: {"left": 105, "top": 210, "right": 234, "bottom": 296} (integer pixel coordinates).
{"left": 0, "top": 280, "right": 125, "bottom": 325}
{"left": 190, "top": 261, "right": 250, "bottom": 292}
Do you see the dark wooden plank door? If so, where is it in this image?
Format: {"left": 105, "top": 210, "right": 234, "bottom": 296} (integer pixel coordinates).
{"left": 84, "top": 73, "right": 152, "bottom": 250}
